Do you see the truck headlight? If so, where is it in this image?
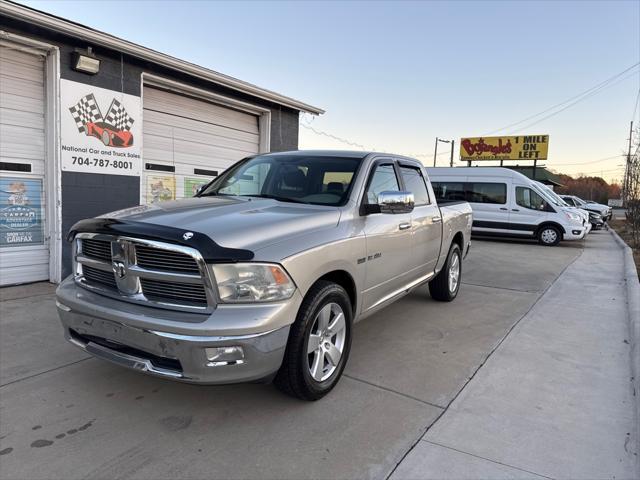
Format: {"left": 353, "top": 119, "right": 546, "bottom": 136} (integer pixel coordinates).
{"left": 564, "top": 211, "right": 582, "bottom": 223}
{"left": 211, "top": 263, "right": 296, "bottom": 303}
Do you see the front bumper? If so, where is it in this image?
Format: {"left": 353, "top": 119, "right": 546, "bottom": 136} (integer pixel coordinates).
{"left": 56, "top": 277, "right": 299, "bottom": 384}
{"left": 563, "top": 225, "right": 587, "bottom": 241}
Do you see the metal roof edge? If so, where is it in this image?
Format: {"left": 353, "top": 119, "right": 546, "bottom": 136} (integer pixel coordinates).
{"left": 0, "top": 0, "right": 325, "bottom": 115}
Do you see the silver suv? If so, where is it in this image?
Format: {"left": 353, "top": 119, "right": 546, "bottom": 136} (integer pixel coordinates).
{"left": 56, "top": 151, "right": 472, "bottom": 400}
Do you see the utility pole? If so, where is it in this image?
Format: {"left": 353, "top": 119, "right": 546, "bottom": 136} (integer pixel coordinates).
{"left": 450, "top": 140, "right": 455, "bottom": 167}
{"left": 434, "top": 137, "right": 452, "bottom": 168}
{"left": 623, "top": 120, "right": 633, "bottom": 206}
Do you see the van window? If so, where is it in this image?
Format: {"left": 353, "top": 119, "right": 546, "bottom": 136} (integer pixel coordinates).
{"left": 400, "top": 166, "right": 430, "bottom": 205}
{"left": 516, "top": 186, "right": 549, "bottom": 211}
{"left": 432, "top": 182, "right": 466, "bottom": 202}
{"left": 468, "top": 183, "right": 506, "bottom": 204}
{"left": 366, "top": 164, "right": 400, "bottom": 204}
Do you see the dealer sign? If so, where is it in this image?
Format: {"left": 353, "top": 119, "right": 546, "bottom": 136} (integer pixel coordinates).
{"left": 460, "top": 135, "right": 549, "bottom": 161}
{"left": 60, "top": 79, "right": 142, "bottom": 176}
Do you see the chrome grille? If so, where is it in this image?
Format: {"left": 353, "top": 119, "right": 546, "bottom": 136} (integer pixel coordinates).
{"left": 74, "top": 234, "right": 214, "bottom": 313}
{"left": 82, "top": 265, "right": 117, "bottom": 289}
{"left": 81, "top": 238, "right": 112, "bottom": 261}
{"left": 135, "top": 245, "right": 200, "bottom": 274}
{"left": 140, "top": 278, "right": 207, "bottom": 305}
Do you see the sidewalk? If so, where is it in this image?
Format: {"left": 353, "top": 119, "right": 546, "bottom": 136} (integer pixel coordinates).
{"left": 392, "top": 231, "right": 638, "bottom": 479}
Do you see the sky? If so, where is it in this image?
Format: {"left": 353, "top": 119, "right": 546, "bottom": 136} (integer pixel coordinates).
{"left": 20, "top": 0, "right": 640, "bottom": 182}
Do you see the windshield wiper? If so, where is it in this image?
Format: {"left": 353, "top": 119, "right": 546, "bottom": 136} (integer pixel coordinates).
{"left": 238, "top": 194, "right": 308, "bottom": 204}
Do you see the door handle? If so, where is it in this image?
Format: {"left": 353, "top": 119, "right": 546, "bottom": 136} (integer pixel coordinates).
{"left": 399, "top": 222, "right": 412, "bottom": 230}
{"left": 512, "top": 209, "right": 520, "bottom": 212}
{"left": 432, "top": 216, "right": 442, "bottom": 223}
{"left": 500, "top": 207, "right": 508, "bottom": 211}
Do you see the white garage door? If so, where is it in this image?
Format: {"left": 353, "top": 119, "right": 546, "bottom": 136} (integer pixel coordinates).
{"left": 142, "top": 87, "right": 260, "bottom": 204}
{"left": 0, "top": 45, "right": 49, "bottom": 286}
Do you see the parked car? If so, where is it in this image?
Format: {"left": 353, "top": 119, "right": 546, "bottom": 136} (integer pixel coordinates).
{"left": 56, "top": 151, "right": 472, "bottom": 400}
{"left": 533, "top": 181, "right": 592, "bottom": 234}
{"left": 559, "top": 195, "right": 612, "bottom": 220}
{"left": 427, "top": 167, "right": 588, "bottom": 246}
{"left": 587, "top": 211, "right": 605, "bottom": 230}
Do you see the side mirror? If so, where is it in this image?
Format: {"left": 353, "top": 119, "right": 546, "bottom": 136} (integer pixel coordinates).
{"left": 378, "top": 191, "right": 414, "bottom": 214}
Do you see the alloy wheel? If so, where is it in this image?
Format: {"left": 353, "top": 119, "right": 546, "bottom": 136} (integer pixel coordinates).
{"left": 307, "top": 302, "right": 346, "bottom": 382}
{"left": 448, "top": 252, "right": 460, "bottom": 293}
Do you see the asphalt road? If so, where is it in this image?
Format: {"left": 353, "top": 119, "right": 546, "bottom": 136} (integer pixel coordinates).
{"left": 0, "top": 236, "right": 585, "bottom": 480}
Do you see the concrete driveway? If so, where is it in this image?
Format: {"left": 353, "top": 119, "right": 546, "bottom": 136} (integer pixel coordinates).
{"left": 0, "top": 236, "right": 584, "bottom": 480}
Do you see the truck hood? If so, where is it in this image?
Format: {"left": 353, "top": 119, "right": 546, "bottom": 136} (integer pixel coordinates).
{"left": 100, "top": 196, "right": 341, "bottom": 252}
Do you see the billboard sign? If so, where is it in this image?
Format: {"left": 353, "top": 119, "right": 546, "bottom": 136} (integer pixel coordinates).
{"left": 460, "top": 135, "right": 549, "bottom": 161}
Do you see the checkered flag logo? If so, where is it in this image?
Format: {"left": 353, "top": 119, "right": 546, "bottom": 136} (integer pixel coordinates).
{"left": 104, "top": 99, "right": 134, "bottom": 132}
{"left": 68, "top": 94, "right": 103, "bottom": 133}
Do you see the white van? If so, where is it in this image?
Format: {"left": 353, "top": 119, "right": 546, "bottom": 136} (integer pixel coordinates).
{"left": 427, "top": 167, "right": 588, "bottom": 246}
{"left": 533, "top": 180, "right": 592, "bottom": 234}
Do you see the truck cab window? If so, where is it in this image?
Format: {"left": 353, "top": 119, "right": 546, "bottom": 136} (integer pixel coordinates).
{"left": 366, "top": 164, "right": 400, "bottom": 204}
{"left": 399, "top": 166, "right": 429, "bottom": 205}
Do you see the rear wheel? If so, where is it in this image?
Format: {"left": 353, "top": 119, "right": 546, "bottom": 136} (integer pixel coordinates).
{"left": 538, "top": 225, "right": 561, "bottom": 246}
{"left": 275, "top": 281, "right": 352, "bottom": 401}
{"left": 429, "top": 243, "right": 462, "bottom": 302}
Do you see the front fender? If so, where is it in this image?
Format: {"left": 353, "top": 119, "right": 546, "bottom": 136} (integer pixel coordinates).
{"left": 280, "top": 236, "right": 366, "bottom": 318}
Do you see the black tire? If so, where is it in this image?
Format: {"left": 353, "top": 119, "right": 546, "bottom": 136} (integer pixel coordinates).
{"left": 537, "top": 225, "right": 561, "bottom": 246}
{"left": 429, "top": 243, "right": 462, "bottom": 302}
{"left": 274, "top": 280, "right": 352, "bottom": 401}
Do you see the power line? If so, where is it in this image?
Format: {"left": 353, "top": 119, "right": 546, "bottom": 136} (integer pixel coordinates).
{"left": 632, "top": 88, "right": 640, "bottom": 122}
{"left": 300, "top": 123, "right": 369, "bottom": 150}
{"left": 576, "top": 166, "right": 626, "bottom": 175}
{"left": 510, "top": 69, "right": 639, "bottom": 133}
{"left": 483, "top": 62, "right": 640, "bottom": 135}
{"left": 299, "top": 120, "right": 453, "bottom": 160}
{"left": 550, "top": 154, "right": 624, "bottom": 166}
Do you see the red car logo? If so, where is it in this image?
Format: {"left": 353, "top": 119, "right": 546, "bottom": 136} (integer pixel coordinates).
{"left": 86, "top": 122, "right": 133, "bottom": 148}
{"left": 69, "top": 95, "right": 135, "bottom": 148}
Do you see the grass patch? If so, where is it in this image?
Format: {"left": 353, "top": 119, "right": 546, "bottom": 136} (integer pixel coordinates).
{"left": 609, "top": 218, "right": 640, "bottom": 278}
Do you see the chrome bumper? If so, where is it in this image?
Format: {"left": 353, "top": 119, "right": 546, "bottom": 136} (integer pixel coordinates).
{"left": 56, "top": 277, "right": 297, "bottom": 384}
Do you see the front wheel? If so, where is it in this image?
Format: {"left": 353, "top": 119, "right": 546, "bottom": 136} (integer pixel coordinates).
{"left": 275, "top": 281, "right": 352, "bottom": 401}
{"left": 538, "top": 225, "right": 561, "bottom": 246}
{"left": 429, "top": 243, "right": 462, "bottom": 302}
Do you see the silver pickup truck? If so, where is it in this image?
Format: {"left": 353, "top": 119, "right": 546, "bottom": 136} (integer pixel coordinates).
{"left": 56, "top": 151, "right": 472, "bottom": 400}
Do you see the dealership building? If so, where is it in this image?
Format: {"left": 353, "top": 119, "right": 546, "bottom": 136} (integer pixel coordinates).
{"left": 0, "top": 1, "right": 323, "bottom": 286}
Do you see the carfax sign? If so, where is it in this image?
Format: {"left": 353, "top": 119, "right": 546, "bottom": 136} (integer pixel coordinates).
{"left": 460, "top": 135, "right": 549, "bottom": 161}
{"left": 60, "top": 79, "right": 142, "bottom": 176}
{"left": 0, "top": 177, "right": 44, "bottom": 247}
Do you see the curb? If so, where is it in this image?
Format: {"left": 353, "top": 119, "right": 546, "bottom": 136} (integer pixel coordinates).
{"left": 610, "top": 229, "right": 640, "bottom": 475}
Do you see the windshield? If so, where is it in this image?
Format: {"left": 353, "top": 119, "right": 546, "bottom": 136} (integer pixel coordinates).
{"left": 530, "top": 184, "right": 561, "bottom": 208}
{"left": 535, "top": 183, "right": 568, "bottom": 207}
{"left": 572, "top": 196, "right": 586, "bottom": 206}
{"left": 199, "top": 154, "right": 362, "bottom": 206}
